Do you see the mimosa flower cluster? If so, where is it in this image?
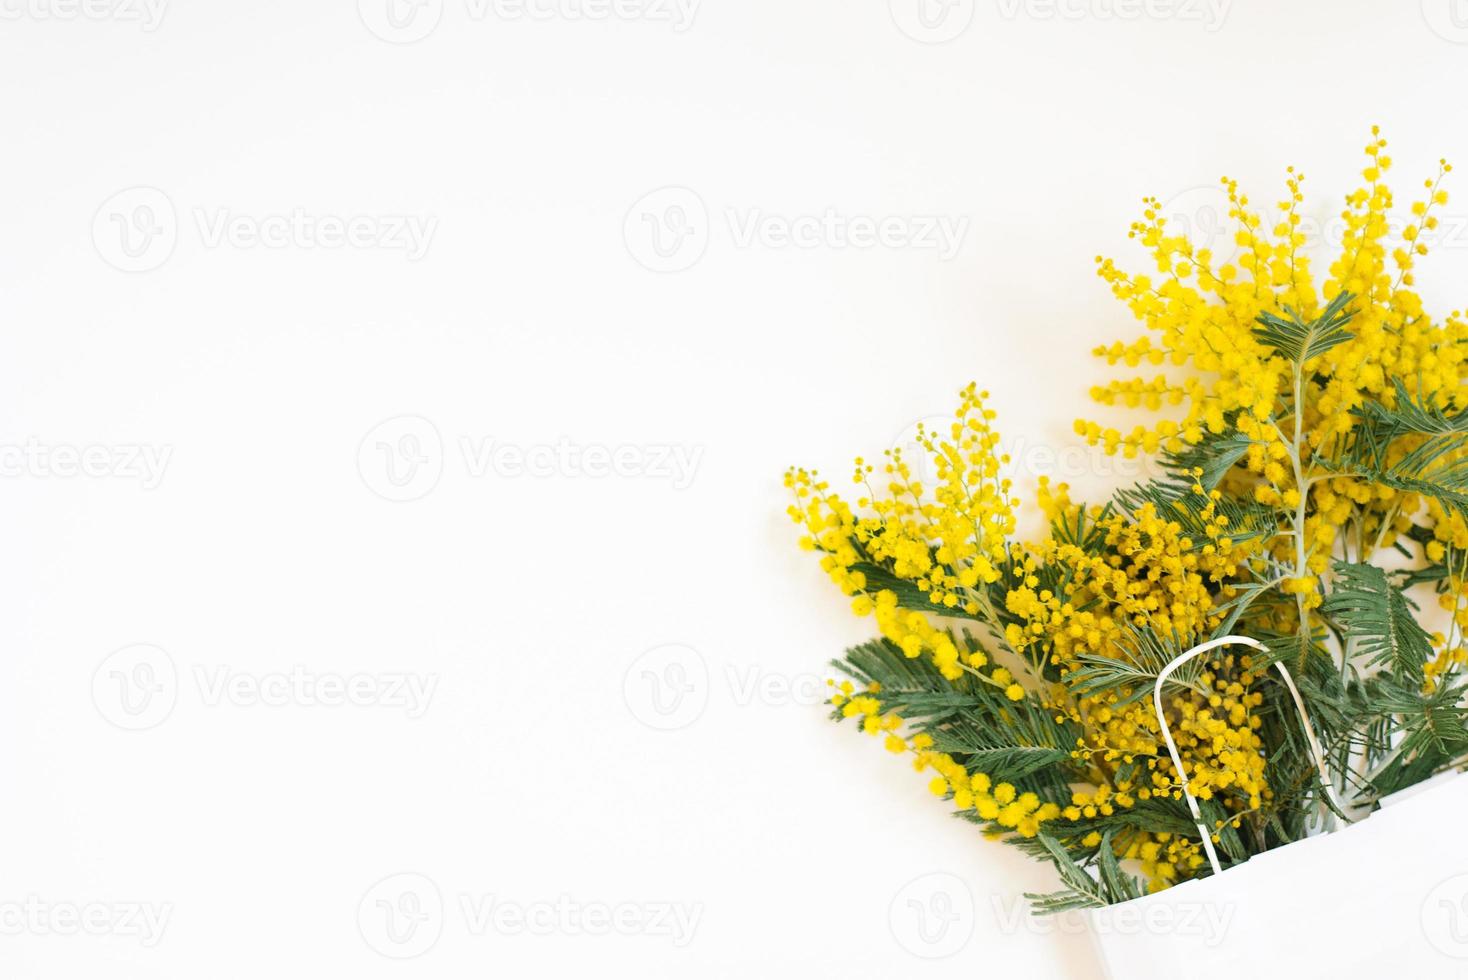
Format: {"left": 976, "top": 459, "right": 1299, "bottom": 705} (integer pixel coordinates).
{"left": 787, "top": 132, "right": 1468, "bottom": 907}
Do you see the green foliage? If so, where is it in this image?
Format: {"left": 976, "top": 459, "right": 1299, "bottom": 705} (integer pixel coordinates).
{"left": 1252, "top": 291, "right": 1356, "bottom": 364}
{"left": 1025, "top": 834, "right": 1144, "bottom": 914}
{"left": 806, "top": 285, "right": 1468, "bottom": 916}
{"left": 833, "top": 634, "right": 1081, "bottom": 798}
{"left": 1068, "top": 627, "right": 1207, "bottom": 708}
{"left": 848, "top": 561, "right": 965, "bottom": 620}
{"left": 1208, "top": 582, "right": 1272, "bottom": 639}
{"left": 1323, "top": 562, "right": 1433, "bottom": 682}
{"left": 1093, "top": 834, "right": 1148, "bottom": 903}
{"left": 1369, "top": 677, "right": 1468, "bottom": 766}
{"left": 931, "top": 744, "right": 1071, "bottom": 782}
{"left": 1112, "top": 476, "right": 1277, "bottom": 547}
{"left": 1322, "top": 378, "right": 1468, "bottom": 519}
{"left": 1161, "top": 429, "right": 1253, "bottom": 491}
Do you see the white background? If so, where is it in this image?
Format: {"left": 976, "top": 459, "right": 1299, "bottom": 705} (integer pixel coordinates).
{"left": 5, "top": 1, "right": 1468, "bottom": 976}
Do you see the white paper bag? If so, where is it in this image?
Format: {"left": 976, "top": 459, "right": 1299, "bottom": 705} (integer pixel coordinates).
{"left": 1085, "top": 636, "right": 1468, "bottom": 979}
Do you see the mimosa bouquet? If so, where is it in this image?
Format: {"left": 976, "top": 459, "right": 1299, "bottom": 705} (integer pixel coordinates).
{"left": 786, "top": 129, "right": 1468, "bottom": 912}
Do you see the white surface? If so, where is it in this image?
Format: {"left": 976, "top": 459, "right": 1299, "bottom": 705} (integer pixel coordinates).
{"left": 4, "top": 2, "right": 1468, "bottom": 977}
{"left": 1088, "top": 772, "right": 1468, "bottom": 980}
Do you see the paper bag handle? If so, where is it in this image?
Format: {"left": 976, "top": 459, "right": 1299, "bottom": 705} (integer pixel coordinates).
{"left": 1152, "top": 634, "right": 1343, "bottom": 877}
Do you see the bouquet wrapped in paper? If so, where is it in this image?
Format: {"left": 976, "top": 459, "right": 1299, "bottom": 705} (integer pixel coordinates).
{"left": 786, "top": 129, "right": 1468, "bottom": 975}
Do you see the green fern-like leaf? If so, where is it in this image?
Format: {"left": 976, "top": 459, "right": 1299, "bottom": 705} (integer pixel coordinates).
{"left": 1067, "top": 626, "right": 1209, "bottom": 707}
{"left": 1112, "top": 478, "right": 1276, "bottom": 546}
{"left": 1323, "top": 562, "right": 1433, "bottom": 682}
{"left": 1161, "top": 430, "right": 1254, "bottom": 490}
{"left": 1321, "top": 378, "right": 1468, "bottom": 518}
{"left": 1025, "top": 835, "right": 1107, "bottom": 914}
{"left": 1025, "top": 833, "right": 1146, "bottom": 914}
{"left": 1252, "top": 291, "right": 1355, "bottom": 364}
{"left": 1094, "top": 833, "right": 1146, "bottom": 903}
{"left": 926, "top": 743, "right": 1070, "bottom": 781}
